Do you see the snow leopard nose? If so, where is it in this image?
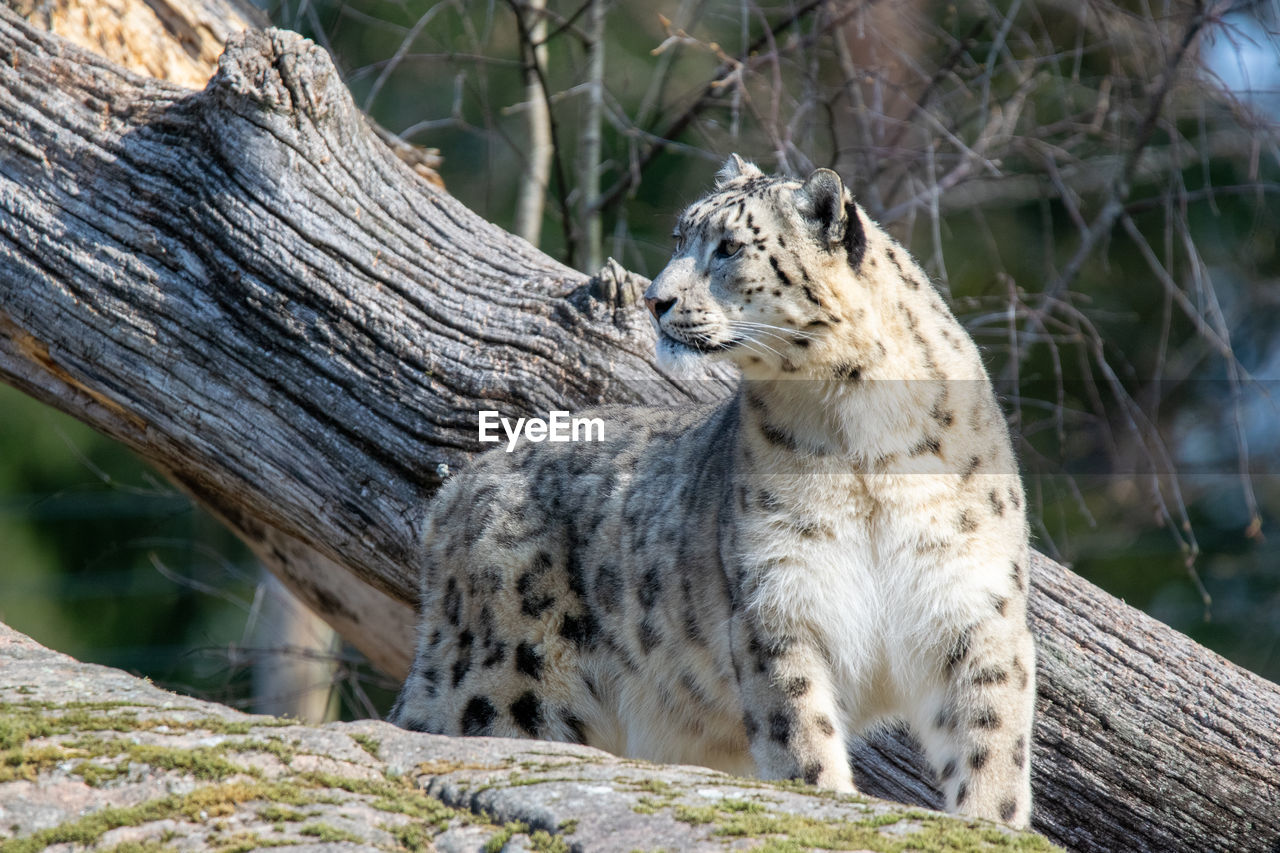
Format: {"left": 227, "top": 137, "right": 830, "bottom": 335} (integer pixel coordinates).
{"left": 646, "top": 296, "right": 677, "bottom": 319}
{"left": 645, "top": 260, "right": 688, "bottom": 318}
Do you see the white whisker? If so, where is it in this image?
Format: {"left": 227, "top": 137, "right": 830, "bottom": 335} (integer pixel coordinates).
{"left": 729, "top": 320, "right": 819, "bottom": 342}
{"left": 734, "top": 334, "right": 786, "bottom": 361}
{"left": 734, "top": 320, "right": 817, "bottom": 336}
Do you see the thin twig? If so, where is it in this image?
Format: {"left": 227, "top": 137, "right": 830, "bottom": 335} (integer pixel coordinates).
{"left": 592, "top": 0, "right": 829, "bottom": 213}
{"left": 362, "top": 3, "right": 452, "bottom": 113}
{"left": 1037, "top": 0, "right": 1210, "bottom": 307}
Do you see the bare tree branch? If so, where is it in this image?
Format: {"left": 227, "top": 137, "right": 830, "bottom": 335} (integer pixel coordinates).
{"left": 1037, "top": 0, "right": 1211, "bottom": 307}
{"left": 593, "top": 0, "right": 826, "bottom": 211}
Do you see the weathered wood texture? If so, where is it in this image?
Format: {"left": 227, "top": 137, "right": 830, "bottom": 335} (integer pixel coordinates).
{"left": 0, "top": 11, "right": 1276, "bottom": 852}
{"left": 6, "top": 0, "right": 442, "bottom": 225}
{"left": 5, "top": 0, "right": 264, "bottom": 88}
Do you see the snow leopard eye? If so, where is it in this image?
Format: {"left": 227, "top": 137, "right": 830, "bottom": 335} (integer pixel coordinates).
{"left": 713, "top": 238, "right": 743, "bottom": 261}
{"left": 671, "top": 230, "right": 686, "bottom": 253}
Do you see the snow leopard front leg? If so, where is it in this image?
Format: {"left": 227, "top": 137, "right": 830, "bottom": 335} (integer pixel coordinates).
{"left": 910, "top": 585, "right": 1037, "bottom": 829}
{"left": 730, "top": 614, "right": 855, "bottom": 791}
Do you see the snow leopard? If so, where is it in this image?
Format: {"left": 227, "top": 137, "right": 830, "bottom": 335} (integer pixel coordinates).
{"left": 390, "top": 155, "right": 1036, "bottom": 828}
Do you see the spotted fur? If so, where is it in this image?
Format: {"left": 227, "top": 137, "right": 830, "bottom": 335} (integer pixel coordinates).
{"left": 391, "top": 156, "right": 1036, "bottom": 828}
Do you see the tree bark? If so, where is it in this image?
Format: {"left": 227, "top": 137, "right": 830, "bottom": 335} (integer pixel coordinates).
{"left": 0, "top": 11, "right": 1275, "bottom": 852}
{"left": 4, "top": 0, "right": 264, "bottom": 88}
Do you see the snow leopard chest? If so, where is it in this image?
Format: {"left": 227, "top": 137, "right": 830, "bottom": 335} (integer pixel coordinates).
{"left": 737, "top": 465, "right": 995, "bottom": 706}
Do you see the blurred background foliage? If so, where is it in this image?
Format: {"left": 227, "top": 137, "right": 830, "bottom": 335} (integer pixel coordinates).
{"left": 2, "top": 0, "right": 1278, "bottom": 718}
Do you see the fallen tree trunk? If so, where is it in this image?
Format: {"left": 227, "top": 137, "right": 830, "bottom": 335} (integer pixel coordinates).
{"left": 0, "top": 10, "right": 1276, "bottom": 852}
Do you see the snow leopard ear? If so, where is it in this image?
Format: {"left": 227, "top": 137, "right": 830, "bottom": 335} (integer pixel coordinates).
{"left": 796, "top": 168, "right": 850, "bottom": 251}
{"left": 716, "top": 154, "right": 763, "bottom": 187}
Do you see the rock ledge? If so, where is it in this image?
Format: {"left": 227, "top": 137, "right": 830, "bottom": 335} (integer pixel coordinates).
{"left": 0, "top": 622, "right": 1056, "bottom": 851}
